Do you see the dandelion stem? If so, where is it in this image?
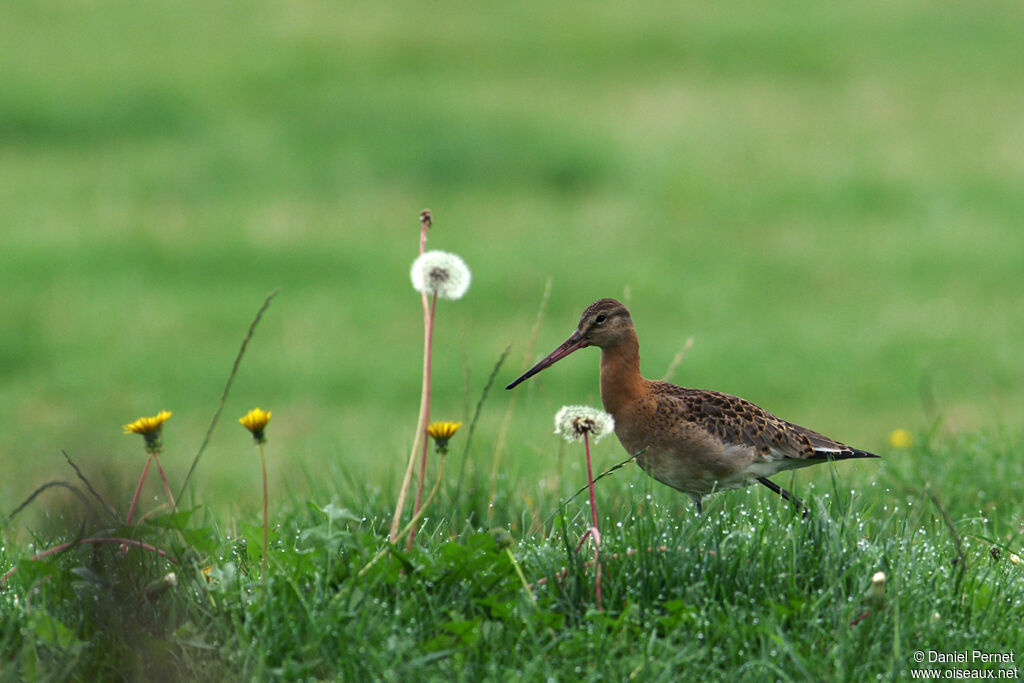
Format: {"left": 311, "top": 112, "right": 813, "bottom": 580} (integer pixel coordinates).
{"left": 583, "top": 431, "right": 603, "bottom": 610}
{"left": 419, "top": 209, "right": 430, "bottom": 254}
{"left": 389, "top": 213, "right": 434, "bottom": 542}
{"left": 259, "top": 441, "right": 269, "bottom": 576}
{"left": 126, "top": 454, "right": 154, "bottom": 526}
{"left": 408, "top": 291, "right": 438, "bottom": 550}
{"left": 584, "top": 433, "right": 600, "bottom": 534}
{"left": 362, "top": 455, "right": 446, "bottom": 578}
{"left": 151, "top": 453, "right": 176, "bottom": 511}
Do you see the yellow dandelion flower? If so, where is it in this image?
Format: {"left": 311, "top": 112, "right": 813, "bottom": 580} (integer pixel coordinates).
{"left": 888, "top": 429, "right": 913, "bottom": 449}
{"left": 123, "top": 410, "right": 172, "bottom": 452}
{"left": 426, "top": 421, "right": 462, "bottom": 454}
{"left": 240, "top": 408, "right": 272, "bottom": 443}
{"left": 123, "top": 410, "right": 172, "bottom": 436}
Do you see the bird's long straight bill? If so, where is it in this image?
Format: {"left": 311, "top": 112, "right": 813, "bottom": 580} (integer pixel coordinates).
{"left": 505, "top": 332, "right": 584, "bottom": 389}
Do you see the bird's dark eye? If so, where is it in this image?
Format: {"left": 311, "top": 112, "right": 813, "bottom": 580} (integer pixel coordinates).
{"left": 595, "top": 314, "right": 607, "bottom": 325}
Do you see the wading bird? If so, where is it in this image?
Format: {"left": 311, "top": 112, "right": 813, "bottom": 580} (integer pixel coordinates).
{"left": 506, "top": 299, "right": 879, "bottom": 515}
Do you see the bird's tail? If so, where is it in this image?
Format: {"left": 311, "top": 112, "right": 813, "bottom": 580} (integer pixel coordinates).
{"left": 808, "top": 446, "right": 880, "bottom": 461}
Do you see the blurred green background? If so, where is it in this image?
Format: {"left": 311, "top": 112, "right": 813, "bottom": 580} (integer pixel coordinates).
{"left": 2, "top": 0, "right": 1022, "bottom": 516}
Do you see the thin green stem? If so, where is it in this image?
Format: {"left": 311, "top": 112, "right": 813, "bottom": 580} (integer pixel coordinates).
{"left": 505, "top": 547, "right": 537, "bottom": 605}
{"left": 259, "top": 441, "right": 269, "bottom": 577}
{"left": 454, "top": 344, "right": 510, "bottom": 522}
{"left": 542, "top": 448, "right": 645, "bottom": 531}
{"left": 488, "top": 277, "right": 551, "bottom": 519}
{"left": 176, "top": 289, "right": 277, "bottom": 505}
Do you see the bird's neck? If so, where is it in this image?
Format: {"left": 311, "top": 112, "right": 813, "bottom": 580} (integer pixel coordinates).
{"left": 599, "top": 330, "right": 644, "bottom": 415}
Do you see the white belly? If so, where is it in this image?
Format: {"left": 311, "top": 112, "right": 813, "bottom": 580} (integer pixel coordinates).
{"left": 633, "top": 442, "right": 811, "bottom": 499}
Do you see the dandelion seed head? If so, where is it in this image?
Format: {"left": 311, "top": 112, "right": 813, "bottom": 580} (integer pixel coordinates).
{"left": 410, "top": 250, "right": 471, "bottom": 300}
{"left": 871, "top": 571, "right": 886, "bottom": 588}
{"left": 554, "top": 405, "right": 614, "bottom": 443}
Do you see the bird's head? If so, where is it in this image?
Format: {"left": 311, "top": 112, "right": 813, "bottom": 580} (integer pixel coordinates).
{"left": 506, "top": 298, "right": 633, "bottom": 389}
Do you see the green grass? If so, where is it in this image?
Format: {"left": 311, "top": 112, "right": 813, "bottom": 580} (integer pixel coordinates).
{"left": 1, "top": 0, "right": 1023, "bottom": 678}
{"left": 1, "top": 430, "right": 1021, "bottom": 680}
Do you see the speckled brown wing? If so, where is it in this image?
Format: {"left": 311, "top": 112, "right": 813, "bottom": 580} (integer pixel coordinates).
{"left": 650, "top": 383, "right": 878, "bottom": 461}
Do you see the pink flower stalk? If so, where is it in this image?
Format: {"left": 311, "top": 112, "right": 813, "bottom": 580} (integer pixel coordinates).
{"left": 389, "top": 212, "right": 471, "bottom": 546}
{"left": 555, "top": 405, "right": 614, "bottom": 610}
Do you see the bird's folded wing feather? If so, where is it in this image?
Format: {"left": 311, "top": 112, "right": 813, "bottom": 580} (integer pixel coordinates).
{"left": 653, "top": 383, "right": 857, "bottom": 461}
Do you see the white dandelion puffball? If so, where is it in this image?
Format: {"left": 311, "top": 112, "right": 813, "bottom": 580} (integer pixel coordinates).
{"left": 554, "top": 405, "right": 615, "bottom": 444}
{"left": 410, "top": 250, "right": 471, "bottom": 300}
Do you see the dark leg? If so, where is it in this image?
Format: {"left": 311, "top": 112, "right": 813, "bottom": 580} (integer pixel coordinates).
{"left": 757, "top": 478, "right": 809, "bottom": 518}
{"left": 693, "top": 497, "right": 703, "bottom": 515}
